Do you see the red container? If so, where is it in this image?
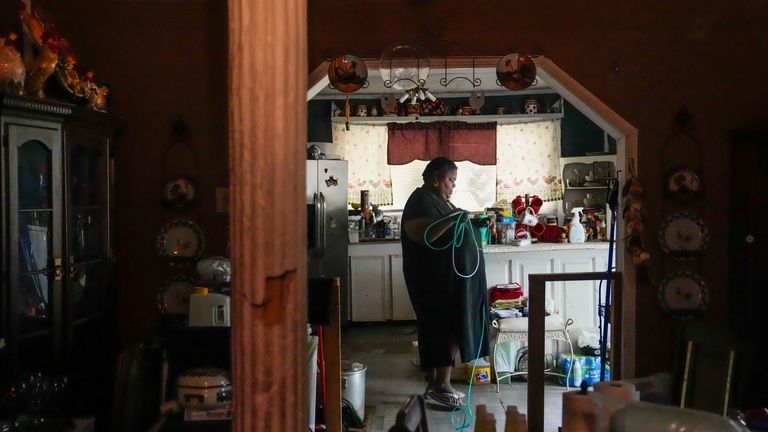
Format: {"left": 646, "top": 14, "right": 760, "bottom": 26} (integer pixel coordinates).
{"left": 489, "top": 283, "right": 524, "bottom": 304}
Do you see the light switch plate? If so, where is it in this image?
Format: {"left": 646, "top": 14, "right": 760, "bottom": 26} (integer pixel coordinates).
{"left": 216, "top": 188, "right": 229, "bottom": 213}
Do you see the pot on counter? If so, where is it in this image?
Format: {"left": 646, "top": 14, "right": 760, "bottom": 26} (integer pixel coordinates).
{"left": 177, "top": 368, "right": 232, "bottom": 410}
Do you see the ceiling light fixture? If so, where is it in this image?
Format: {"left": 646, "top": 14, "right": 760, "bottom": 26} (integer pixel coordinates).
{"left": 379, "top": 43, "right": 435, "bottom": 104}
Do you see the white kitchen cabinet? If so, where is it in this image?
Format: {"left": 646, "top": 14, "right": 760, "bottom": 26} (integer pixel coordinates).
{"left": 348, "top": 242, "right": 406, "bottom": 322}
{"left": 349, "top": 255, "right": 390, "bottom": 321}
{"left": 348, "top": 241, "right": 612, "bottom": 325}
{"left": 390, "top": 255, "right": 416, "bottom": 320}
{"left": 484, "top": 243, "right": 612, "bottom": 333}
{"left": 553, "top": 255, "right": 602, "bottom": 330}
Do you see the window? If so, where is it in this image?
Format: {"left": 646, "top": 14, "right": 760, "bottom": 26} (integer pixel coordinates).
{"left": 390, "top": 160, "right": 496, "bottom": 211}
{"left": 333, "top": 120, "right": 563, "bottom": 211}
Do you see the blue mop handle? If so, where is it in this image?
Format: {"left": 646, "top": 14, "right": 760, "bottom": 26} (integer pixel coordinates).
{"left": 600, "top": 209, "right": 617, "bottom": 382}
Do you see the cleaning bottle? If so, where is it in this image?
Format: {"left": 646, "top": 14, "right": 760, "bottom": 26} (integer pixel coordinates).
{"left": 568, "top": 207, "right": 586, "bottom": 243}
{"left": 572, "top": 358, "right": 583, "bottom": 387}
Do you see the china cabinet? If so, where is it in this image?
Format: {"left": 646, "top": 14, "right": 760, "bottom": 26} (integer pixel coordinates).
{"left": 0, "top": 95, "right": 118, "bottom": 421}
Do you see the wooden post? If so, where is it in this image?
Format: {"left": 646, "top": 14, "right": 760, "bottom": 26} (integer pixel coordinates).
{"left": 228, "top": 0, "right": 307, "bottom": 430}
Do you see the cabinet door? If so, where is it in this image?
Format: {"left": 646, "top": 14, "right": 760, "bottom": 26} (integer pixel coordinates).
{"left": 349, "top": 256, "right": 389, "bottom": 321}
{"left": 7, "top": 121, "right": 63, "bottom": 372}
{"left": 555, "top": 255, "right": 600, "bottom": 330}
{"left": 514, "top": 255, "right": 554, "bottom": 292}
{"left": 66, "top": 131, "right": 111, "bottom": 322}
{"left": 390, "top": 255, "right": 415, "bottom": 320}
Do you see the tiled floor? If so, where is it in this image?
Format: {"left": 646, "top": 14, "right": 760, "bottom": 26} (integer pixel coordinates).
{"left": 341, "top": 323, "right": 567, "bottom": 432}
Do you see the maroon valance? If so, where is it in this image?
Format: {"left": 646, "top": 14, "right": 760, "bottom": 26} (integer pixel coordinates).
{"left": 387, "top": 121, "right": 497, "bottom": 165}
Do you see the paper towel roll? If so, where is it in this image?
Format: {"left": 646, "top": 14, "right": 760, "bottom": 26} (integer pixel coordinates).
{"left": 562, "top": 390, "right": 599, "bottom": 432}
{"left": 594, "top": 381, "right": 640, "bottom": 401}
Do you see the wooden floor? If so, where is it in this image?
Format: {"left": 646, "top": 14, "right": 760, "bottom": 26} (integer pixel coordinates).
{"left": 341, "top": 323, "right": 567, "bottom": 432}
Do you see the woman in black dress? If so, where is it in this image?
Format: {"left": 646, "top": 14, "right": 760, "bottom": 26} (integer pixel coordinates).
{"left": 400, "top": 157, "right": 490, "bottom": 408}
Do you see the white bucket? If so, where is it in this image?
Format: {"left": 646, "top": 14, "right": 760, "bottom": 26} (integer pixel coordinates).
{"left": 341, "top": 361, "right": 367, "bottom": 421}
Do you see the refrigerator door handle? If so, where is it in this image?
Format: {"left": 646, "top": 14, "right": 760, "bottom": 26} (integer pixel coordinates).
{"left": 318, "top": 192, "right": 326, "bottom": 257}
{"left": 310, "top": 193, "right": 322, "bottom": 257}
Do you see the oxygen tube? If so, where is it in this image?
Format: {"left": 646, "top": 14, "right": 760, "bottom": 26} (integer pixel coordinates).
{"left": 422, "top": 210, "right": 487, "bottom": 430}
{"left": 423, "top": 210, "right": 482, "bottom": 278}
{"left": 450, "top": 322, "right": 485, "bottom": 432}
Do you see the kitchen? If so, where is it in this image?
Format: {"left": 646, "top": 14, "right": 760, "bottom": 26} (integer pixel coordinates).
{"left": 306, "top": 55, "right": 628, "bottom": 337}
{"left": 303, "top": 55, "right": 639, "bottom": 429}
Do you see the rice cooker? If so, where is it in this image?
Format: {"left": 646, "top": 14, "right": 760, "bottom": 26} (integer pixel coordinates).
{"left": 177, "top": 368, "right": 232, "bottom": 410}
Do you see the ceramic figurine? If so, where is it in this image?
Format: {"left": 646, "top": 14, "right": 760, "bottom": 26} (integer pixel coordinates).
{"left": 25, "top": 32, "right": 60, "bottom": 97}
{"left": 523, "top": 97, "right": 540, "bottom": 114}
{"left": 84, "top": 71, "right": 109, "bottom": 111}
{"left": 0, "top": 33, "right": 25, "bottom": 95}
{"left": 369, "top": 105, "right": 378, "bottom": 117}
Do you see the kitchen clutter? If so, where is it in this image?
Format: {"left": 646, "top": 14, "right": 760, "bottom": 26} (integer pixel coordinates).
{"left": 349, "top": 189, "right": 400, "bottom": 242}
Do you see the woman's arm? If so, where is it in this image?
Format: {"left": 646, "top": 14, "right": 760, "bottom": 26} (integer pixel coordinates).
{"left": 404, "top": 211, "right": 463, "bottom": 245}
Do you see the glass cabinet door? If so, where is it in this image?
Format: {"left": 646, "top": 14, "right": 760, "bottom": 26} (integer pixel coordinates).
{"left": 8, "top": 127, "right": 63, "bottom": 337}
{"left": 67, "top": 142, "right": 108, "bottom": 320}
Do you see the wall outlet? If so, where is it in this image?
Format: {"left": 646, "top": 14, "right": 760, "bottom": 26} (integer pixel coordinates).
{"left": 216, "top": 188, "right": 229, "bottom": 213}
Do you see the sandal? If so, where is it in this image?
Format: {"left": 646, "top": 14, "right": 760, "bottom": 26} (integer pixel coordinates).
{"left": 423, "top": 386, "right": 465, "bottom": 399}
{"left": 424, "top": 389, "right": 465, "bottom": 408}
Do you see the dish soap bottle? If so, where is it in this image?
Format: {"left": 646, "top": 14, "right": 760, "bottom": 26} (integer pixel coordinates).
{"left": 569, "top": 207, "right": 586, "bottom": 243}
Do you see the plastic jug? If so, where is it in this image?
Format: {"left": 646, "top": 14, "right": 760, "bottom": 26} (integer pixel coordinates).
{"left": 569, "top": 207, "right": 586, "bottom": 243}
{"left": 189, "top": 287, "right": 231, "bottom": 327}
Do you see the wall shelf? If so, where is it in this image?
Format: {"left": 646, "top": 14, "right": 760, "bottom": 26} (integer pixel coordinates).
{"left": 331, "top": 112, "right": 564, "bottom": 126}
{"left": 565, "top": 186, "right": 609, "bottom": 190}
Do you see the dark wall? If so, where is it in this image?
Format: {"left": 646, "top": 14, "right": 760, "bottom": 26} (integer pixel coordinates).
{"left": 308, "top": 0, "right": 768, "bottom": 376}
{"left": 33, "top": 0, "right": 229, "bottom": 343}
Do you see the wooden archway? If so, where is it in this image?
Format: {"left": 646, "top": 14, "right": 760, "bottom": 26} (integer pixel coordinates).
{"left": 308, "top": 55, "right": 639, "bottom": 377}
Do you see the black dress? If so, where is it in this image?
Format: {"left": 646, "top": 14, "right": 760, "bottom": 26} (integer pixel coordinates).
{"left": 401, "top": 186, "right": 490, "bottom": 370}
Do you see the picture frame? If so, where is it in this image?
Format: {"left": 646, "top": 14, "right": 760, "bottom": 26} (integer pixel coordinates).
{"left": 680, "top": 340, "right": 736, "bottom": 415}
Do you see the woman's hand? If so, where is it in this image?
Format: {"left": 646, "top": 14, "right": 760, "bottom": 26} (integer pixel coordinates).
{"left": 404, "top": 212, "right": 464, "bottom": 245}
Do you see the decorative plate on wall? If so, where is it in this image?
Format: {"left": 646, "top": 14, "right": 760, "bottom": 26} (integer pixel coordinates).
{"left": 659, "top": 212, "right": 709, "bottom": 260}
{"left": 658, "top": 271, "right": 709, "bottom": 319}
{"left": 158, "top": 275, "right": 196, "bottom": 315}
{"left": 156, "top": 219, "right": 205, "bottom": 267}
{"left": 664, "top": 167, "right": 702, "bottom": 201}
{"left": 161, "top": 175, "right": 198, "bottom": 211}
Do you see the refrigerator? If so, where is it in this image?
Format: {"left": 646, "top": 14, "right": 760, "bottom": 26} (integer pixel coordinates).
{"left": 307, "top": 159, "right": 349, "bottom": 324}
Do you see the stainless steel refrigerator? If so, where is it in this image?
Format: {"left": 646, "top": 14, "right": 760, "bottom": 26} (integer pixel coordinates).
{"left": 307, "top": 159, "right": 349, "bottom": 324}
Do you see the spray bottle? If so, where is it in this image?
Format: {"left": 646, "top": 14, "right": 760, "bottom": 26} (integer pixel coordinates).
{"left": 569, "top": 207, "right": 586, "bottom": 243}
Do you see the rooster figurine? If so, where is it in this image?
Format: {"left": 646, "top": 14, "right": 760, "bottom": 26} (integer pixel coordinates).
{"left": 84, "top": 71, "right": 109, "bottom": 111}
{"left": 0, "top": 33, "right": 25, "bottom": 94}
{"left": 25, "top": 32, "right": 60, "bottom": 97}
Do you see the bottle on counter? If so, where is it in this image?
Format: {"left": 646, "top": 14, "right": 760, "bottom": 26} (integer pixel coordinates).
{"left": 568, "top": 207, "right": 586, "bottom": 243}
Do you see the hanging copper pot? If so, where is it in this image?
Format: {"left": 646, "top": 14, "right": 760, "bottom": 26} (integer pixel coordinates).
{"left": 328, "top": 54, "right": 368, "bottom": 130}
{"left": 328, "top": 54, "right": 368, "bottom": 94}
{"left": 496, "top": 53, "right": 537, "bottom": 91}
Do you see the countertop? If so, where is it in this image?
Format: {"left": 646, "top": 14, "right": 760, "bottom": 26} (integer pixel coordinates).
{"left": 349, "top": 240, "right": 611, "bottom": 252}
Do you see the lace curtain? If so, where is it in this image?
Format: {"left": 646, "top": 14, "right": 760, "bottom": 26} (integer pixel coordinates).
{"left": 331, "top": 123, "right": 392, "bottom": 205}
{"left": 496, "top": 120, "right": 563, "bottom": 203}
{"left": 331, "top": 119, "right": 563, "bottom": 207}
